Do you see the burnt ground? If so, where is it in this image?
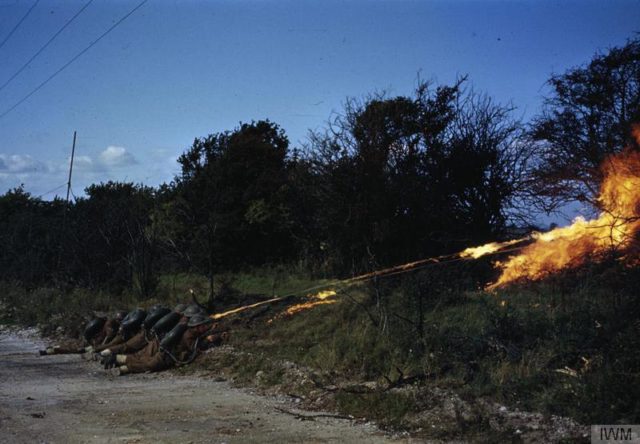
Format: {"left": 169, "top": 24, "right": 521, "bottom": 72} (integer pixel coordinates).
{"left": 0, "top": 328, "right": 407, "bottom": 444}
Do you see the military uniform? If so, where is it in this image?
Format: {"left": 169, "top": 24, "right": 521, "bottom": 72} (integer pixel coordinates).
{"left": 102, "top": 329, "right": 150, "bottom": 355}
{"left": 93, "top": 331, "right": 127, "bottom": 353}
{"left": 42, "top": 339, "right": 86, "bottom": 355}
{"left": 122, "top": 336, "right": 170, "bottom": 373}
{"left": 99, "top": 319, "right": 120, "bottom": 345}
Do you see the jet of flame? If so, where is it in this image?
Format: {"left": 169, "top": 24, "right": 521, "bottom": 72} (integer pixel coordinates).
{"left": 210, "top": 296, "right": 286, "bottom": 320}
{"left": 210, "top": 291, "right": 338, "bottom": 322}
{"left": 488, "top": 142, "right": 640, "bottom": 289}
{"left": 460, "top": 239, "right": 523, "bottom": 259}
{"left": 283, "top": 290, "right": 338, "bottom": 315}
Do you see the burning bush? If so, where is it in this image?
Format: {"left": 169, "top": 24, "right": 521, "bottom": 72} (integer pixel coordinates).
{"left": 489, "top": 136, "right": 640, "bottom": 288}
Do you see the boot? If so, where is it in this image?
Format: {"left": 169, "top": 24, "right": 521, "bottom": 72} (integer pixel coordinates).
{"left": 103, "top": 354, "right": 118, "bottom": 369}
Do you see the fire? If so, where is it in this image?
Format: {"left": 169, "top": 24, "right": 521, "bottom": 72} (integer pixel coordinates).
{"left": 276, "top": 290, "right": 338, "bottom": 319}
{"left": 460, "top": 239, "right": 523, "bottom": 259}
{"left": 488, "top": 143, "right": 640, "bottom": 288}
{"left": 312, "top": 290, "right": 338, "bottom": 300}
{"left": 211, "top": 290, "right": 338, "bottom": 324}
{"left": 210, "top": 296, "right": 285, "bottom": 320}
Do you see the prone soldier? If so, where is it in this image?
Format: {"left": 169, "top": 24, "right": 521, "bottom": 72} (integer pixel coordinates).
{"left": 39, "top": 310, "right": 127, "bottom": 356}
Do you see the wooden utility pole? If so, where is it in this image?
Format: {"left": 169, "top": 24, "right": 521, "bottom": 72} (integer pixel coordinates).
{"left": 57, "top": 131, "right": 76, "bottom": 276}
{"left": 65, "top": 131, "right": 77, "bottom": 204}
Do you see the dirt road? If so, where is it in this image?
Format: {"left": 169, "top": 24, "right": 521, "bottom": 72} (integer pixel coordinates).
{"left": 0, "top": 329, "right": 403, "bottom": 444}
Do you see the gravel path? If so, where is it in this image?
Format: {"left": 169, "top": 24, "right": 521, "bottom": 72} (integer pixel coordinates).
{"left": 0, "top": 329, "right": 405, "bottom": 444}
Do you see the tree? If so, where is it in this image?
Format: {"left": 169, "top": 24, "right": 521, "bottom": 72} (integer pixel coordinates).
{"left": 169, "top": 120, "right": 292, "bottom": 306}
{"left": 531, "top": 38, "right": 640, "bottom": 210}
{"left": 0, "top": 187, "right": 65, "bottom": 286}
{"left": 306, "top": 79, "right": 530, "bottom": 274}
{"left": 308, "top": 94, "right": 423, "bottom": 271}
{"left": 69, "top": 182, "right": 157, "bottom": 295}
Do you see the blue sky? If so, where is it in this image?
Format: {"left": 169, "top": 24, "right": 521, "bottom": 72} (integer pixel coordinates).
{"left": 0, "top": 0, "right": 638, "bottom": 217}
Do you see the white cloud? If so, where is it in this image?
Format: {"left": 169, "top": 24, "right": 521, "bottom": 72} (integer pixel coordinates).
{"left": 72, "top": 155, "right": 95, "bottom": 172}
{"left": 0, "top": 144, "right": 174, "bottom": 199}
{"left": 0, "top": 154, "right": 47, "bottom": 173}
{"left": 98, "top": 146, "right": 137, "bottom": 168}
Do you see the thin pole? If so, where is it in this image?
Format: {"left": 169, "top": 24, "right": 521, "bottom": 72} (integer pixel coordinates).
{"left": 66, "top": 131, "right": 76, "bottom": 204}
{"left": 57, "top": 131, "right": 76, "bottom": 280}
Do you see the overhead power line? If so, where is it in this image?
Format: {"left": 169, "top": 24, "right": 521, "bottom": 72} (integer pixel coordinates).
{"left": 0, "top": 0, "right": 40, "bottom": 52}
{"left": 0, "top": 0, "right": 149, "bottom": 121}
{"left": 35, "top": 183, "right": 67, "bottom": 199}
{"left": 0, "top": 0, "right": 95, "bottom": 94}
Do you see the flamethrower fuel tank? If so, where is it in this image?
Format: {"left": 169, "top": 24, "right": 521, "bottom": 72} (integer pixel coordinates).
{"left": 143, "top": 307, "right": 171, "bottom": 330}
{"left": 160, "top": 322, "right": 188, "bottom": 350}
{"left": 120, "top": 309, "right": 146, "bottom": 337}
{"left": 151, "top": 312, "right": 181, "bottom": 337}
{"left": 84, "top": 317, "right": 106, "bottom": 342}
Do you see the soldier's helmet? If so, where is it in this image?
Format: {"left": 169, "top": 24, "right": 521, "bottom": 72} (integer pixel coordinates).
{"left": 187, "top": 314, "right": 213, "bottom": 328}
{"left": 183, "top": 305, "right": 206, "bottom": 318}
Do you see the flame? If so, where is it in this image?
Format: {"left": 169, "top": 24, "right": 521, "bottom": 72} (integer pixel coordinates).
{"left": 210, "top": 296, "right": 285, "bottom": 320}
{"left": 460, "top": 239, "right": 523, "bottom": 259}
{"left": 312, "top": 290, "right": 338, "bottom": 300}
{"left": 211, "top": 290, "right": 339, "bottom": 324}
{"left": 488, "top": 136, "right": 640, "bottom": 288}
{"left": 275, "top": 290, "right": 338, "bottom": 320}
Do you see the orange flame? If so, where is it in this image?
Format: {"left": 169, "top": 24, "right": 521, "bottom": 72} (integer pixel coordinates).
{"left": 460, "top": 239, "right": 523, "bottom": 259}
{"left": 210, "top": 296, "right": 285, "bottom": 320}
{"left": 273, "top": 290, "right": 338, "bottom": 321}
{"left": 488, "top": 134, "right": 640, "bottom": 288}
